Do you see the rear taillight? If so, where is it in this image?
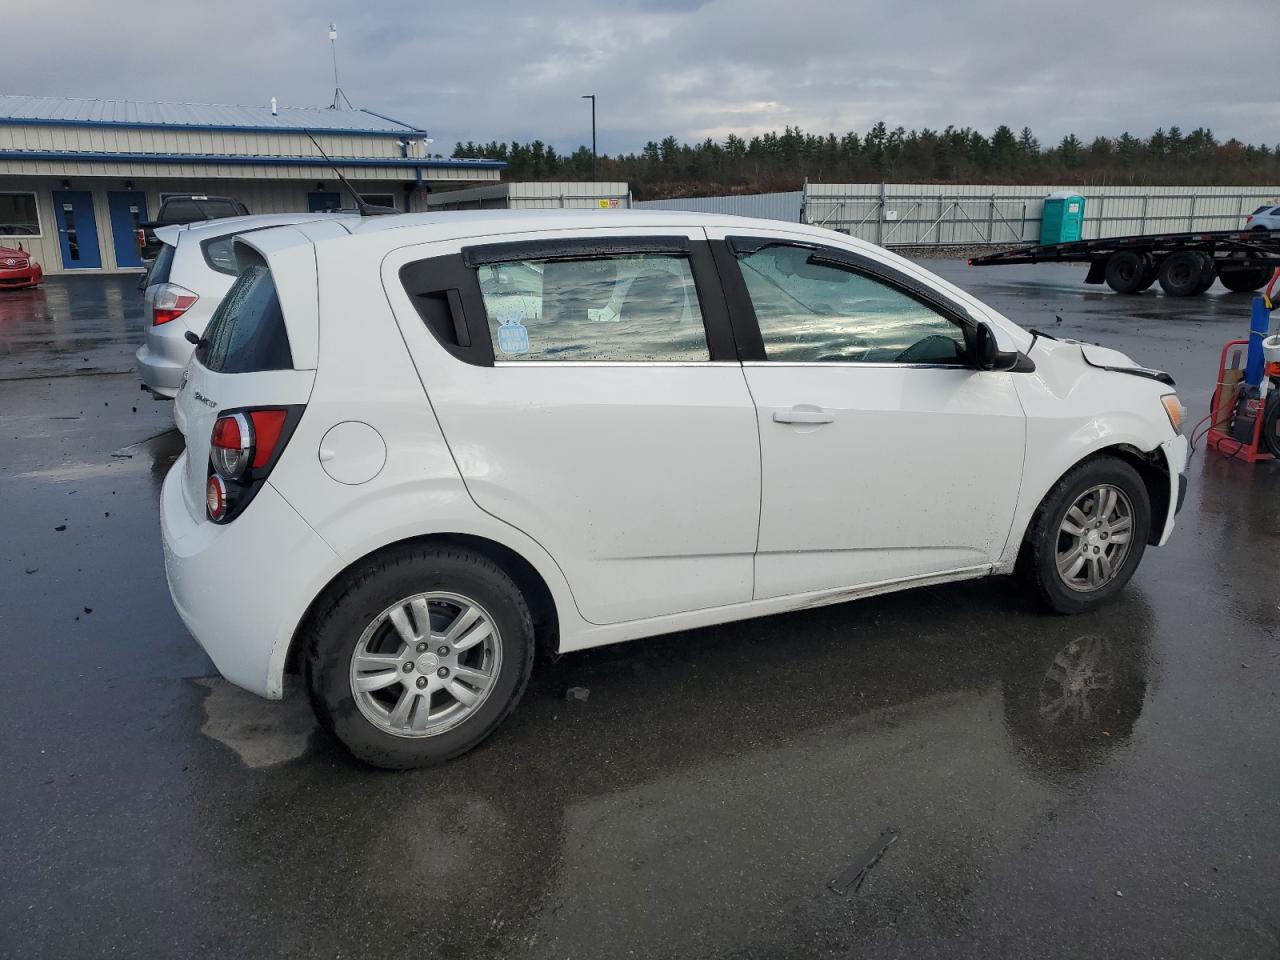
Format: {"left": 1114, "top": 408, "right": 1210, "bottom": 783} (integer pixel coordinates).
{"left": 1246, "top": 215, "right": 1253, "bottom": 224}
{"left": 206, "top": 475, "right": 227, "bottom": 522}
{"left": 152, "top": 282, "right": 198, "bottom": 326}
{"left": 210, "top": 412, "right": 253, "bottom": 480}
{"left": 207, "top": 407, "right": 296, "bottom": 523}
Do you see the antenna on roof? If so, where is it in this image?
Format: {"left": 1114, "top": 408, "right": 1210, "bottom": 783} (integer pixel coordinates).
{"left": 302, "top": 129, "right": 395, "bottom": 217}
{"left": 328, "top": 22, "right": 354, "bottom": 110}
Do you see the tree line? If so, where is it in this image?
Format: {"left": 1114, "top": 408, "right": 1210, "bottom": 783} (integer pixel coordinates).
{"left": 451, "top": 123, "right": 1280, "bottom": 199}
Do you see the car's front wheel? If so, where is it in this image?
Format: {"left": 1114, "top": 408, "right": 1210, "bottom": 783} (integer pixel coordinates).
{"left": 304, "top": 545, "right": 535, "bottom": 769}
{"left": 1020, "top": 457, "right": 1151, "bottom": 613}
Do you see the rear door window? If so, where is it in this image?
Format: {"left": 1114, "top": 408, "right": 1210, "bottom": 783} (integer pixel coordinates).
{"left": 475, "top": 254, "right": 709, "bottom": 362}
{"left": 197, "top": 265, "right": 292, "bottom": 373}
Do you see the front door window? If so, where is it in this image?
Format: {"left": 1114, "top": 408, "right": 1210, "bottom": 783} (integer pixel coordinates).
{"left": 737, "top": 245, "right": 966, "bottom": 365}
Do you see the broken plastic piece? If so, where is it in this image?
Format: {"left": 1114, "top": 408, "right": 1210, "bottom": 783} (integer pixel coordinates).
{"left": 828, "top": 828, "right": 899, "bottom": 896}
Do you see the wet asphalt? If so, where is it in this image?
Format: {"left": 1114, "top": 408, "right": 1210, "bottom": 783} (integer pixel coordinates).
{"left": 1, "top": 266, "right": 1278, "bottom": 959}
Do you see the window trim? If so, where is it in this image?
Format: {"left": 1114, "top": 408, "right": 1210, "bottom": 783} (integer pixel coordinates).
{"left": 0, "top": 191, "right": 42, "bottom": 239}
{"left": 462, "top": 235, "right": 692, "bottom": 268}
{"left": 719, "top": 236, "right": 980, "bottom": 367}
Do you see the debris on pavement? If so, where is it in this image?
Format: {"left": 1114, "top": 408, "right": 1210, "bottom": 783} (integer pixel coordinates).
{"left": 828, "top": 828, "right": 900, "bottom": 896}
{"left": 565, "top": 686, "right": 590, "bottom": 702}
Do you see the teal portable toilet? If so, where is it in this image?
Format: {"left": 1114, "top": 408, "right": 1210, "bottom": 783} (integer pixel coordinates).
{"left": 1040, "top": 191, "right": 1085, "bottom": 244}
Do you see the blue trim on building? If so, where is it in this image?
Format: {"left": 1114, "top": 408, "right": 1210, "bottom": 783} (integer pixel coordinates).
{"left": 0, "top": 111, "right": 425, "bottom": 137}
{"left": 0, "top": 150, "right": 505, "bottom": 170}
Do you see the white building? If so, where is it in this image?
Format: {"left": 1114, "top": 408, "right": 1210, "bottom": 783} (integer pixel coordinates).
{"left": 0, "top": 94, "right": 505, "bottom": 274}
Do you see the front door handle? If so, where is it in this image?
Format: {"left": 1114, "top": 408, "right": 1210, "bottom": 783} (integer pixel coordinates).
{"left": 773, "top": 406, "right": 834, "bottom": 425}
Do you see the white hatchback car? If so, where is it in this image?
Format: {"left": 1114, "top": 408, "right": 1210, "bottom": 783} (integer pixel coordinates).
{"left": 136, "top": 213, "right": 355, "bottom": 397}
{"left": 161, "top": 211, "right": 1188, "bottom": 768}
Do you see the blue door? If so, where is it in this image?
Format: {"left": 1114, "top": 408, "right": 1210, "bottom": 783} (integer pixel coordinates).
{"left": 51, "top": 190, "right": 102, "bottom": 270}
{"left": 308, "top": 191, "right": 342, "bottom": 212}
{"left": 107, "top": 191, "right": 148, "bottom": 268}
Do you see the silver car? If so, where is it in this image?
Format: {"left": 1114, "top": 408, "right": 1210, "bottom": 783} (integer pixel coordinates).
{"left": 137, "top": 214, "right": 355, "bottom": 397}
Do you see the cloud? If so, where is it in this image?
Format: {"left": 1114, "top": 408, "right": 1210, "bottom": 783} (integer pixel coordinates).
{"left": 8, "top": 0, "right": 1278, "bottom": 156}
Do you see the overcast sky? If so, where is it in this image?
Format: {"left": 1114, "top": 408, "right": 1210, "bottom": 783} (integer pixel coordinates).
{"left": 10, "top": 1, "right": 1279, "bottom": 155}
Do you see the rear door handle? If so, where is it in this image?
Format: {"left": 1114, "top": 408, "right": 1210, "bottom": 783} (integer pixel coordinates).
{"left": 773, "top": 406, "right": 834, "bottom": 425}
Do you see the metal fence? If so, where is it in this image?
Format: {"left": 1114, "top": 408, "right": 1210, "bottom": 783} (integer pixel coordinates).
{"left": 802, "top": 183, "right": 1280, "bottom": 246}
{"left": 428, "top": 181, "right": 632, "bottom": 211}
{"left": 635, "top": 190, "right": 802, "bottom": 222}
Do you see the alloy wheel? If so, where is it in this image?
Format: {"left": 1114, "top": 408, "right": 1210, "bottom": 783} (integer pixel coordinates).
{"left": 1055, "top": 484, "right": 1134, "bottom": 593}
{"left": 349, "top": 592, "right": 503, "bottom": 737}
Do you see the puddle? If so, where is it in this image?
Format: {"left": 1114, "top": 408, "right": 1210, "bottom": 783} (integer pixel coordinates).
{"left": 193, "top": 677, "right": 317, "bottom": 768}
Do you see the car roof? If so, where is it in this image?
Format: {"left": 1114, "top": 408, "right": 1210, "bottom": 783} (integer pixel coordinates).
{"left": 248, "top": 208, "right": 856, "bottom": 256}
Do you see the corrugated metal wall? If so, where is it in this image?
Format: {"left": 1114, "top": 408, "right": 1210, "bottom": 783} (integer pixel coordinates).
{"left": 0, "top": 124, "right": 405, "bottom": 160}
{"left": 635, "top": 190, "right": 802, "bottom": 222}
{"left": 0, "top": 175, "right": 442, "bottom": 273}
{"left": 802, "top": 183, "right": 1280, "bottom": 246}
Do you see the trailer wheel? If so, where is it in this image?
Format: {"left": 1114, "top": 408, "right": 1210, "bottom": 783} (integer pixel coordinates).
{"left": 1136, "top": 259, "right": 1158, "bottom": 291}
{"left": 1103, "top": 252, "right": 1150, "bottom": 294}
{"left": 1192, "top": 262, "right": 1217, "bottom": 295}
{"left": 1158, "top": 252, "right": 1211, "bottom": 297}
{"left": 1218, "top": 265, "right": 1272, "bottom": 293}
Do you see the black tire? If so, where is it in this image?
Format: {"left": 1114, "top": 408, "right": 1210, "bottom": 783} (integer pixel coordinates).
{"left": 1263, "top": 392, "right": 1280, "bottom": 458}
{"left": 1135, "top": 259, "right": 1158, "bottom": 292}
{"left": 1157, "top": 251, "right": 1212, "bottom": 297}
{"left": 1218, "top": 265, "right": 1271, "bottom": 293}
{"left": 304, "top": 544, "right": 535, "bottom": 769}
{"left": 1103, "top": 251, "right": 1150, "bottom": 294}
{"left": 1019, "top": 456, "right": 1151, "bottom": 614}
{"left": 1192, "top": 262, "right": 1217, "bottom": 295}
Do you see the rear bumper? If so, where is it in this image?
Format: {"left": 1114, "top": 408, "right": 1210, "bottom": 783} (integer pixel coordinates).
{"left": 136, "top": 321, "right": 194, "bottom": 398}
{"left": 0, "top": 263, "right": 42, "bottom": 288}
{"left": 161, "top": 454, "right": 339, "bottom": 698}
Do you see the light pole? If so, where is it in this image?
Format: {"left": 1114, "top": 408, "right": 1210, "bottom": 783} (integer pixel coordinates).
{"left": 581, "top": 94, "right": 596, "bottom": 182}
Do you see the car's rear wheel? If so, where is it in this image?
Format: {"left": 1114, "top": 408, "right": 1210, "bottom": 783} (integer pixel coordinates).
{"left": 305, "top": 545, "right": 535, "bottom": 769}
{"left": 1020, "top": 457, "right": 1151, "bottom": 613}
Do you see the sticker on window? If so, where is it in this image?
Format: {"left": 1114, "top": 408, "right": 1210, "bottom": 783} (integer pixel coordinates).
{"left": 496, "top": 308, "right": 530, "bottom": 355}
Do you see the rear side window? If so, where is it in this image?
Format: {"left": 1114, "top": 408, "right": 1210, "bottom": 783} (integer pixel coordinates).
{"left": 202, "top": 235, "right": 239, "bottom": 275}
{"left": 475, "top": 254, "right": 709, "bottom": 362}
{"left": 162, "top": 201, "right": 205, "bottom": 223}
{"left": 197, "top": 265, "right": 292, "bottom": 373}
{"left": 1252, "top": 205, "right": 1271, "bottom": 215}
{"left": 147, "top": 242, "right": 176, "bottom": 287}
{"left": 199, "top": 200, "right": 243, "bottom": 219}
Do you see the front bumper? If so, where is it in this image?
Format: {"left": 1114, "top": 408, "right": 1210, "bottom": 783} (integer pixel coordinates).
{"left": 1157, "top": 433, "right": 1189, "bottom": 546}
{"left": 0, "top": 262, "right": 42, "bottom": 288}
{"left": 161, "top": 455, "right": 340, "bottom": 699}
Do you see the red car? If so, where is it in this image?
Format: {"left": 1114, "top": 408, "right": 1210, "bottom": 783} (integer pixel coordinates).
{"left": 0, "top": 244, "right": 43, "bottom": 289}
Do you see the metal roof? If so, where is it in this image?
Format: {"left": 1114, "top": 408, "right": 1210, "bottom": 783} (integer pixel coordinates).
{"left": 0, "top": 94, "right": 426, "bottom": 136}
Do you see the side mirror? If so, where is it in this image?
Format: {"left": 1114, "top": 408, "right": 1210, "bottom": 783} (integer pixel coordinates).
{"left": 974, "top": 322, "right": 1018, "bottom": 371}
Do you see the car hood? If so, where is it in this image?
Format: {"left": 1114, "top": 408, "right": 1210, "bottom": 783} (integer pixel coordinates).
{"left": 0, "top": 244, "right": 30, "bottom": 260}
{"left": 1049, "top": 337, "right": 1174, "bottom": 386}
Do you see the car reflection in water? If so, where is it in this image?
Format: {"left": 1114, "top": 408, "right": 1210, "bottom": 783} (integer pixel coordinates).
{"left": 187, "top": 583, "right": 1153, "bottom": 957}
